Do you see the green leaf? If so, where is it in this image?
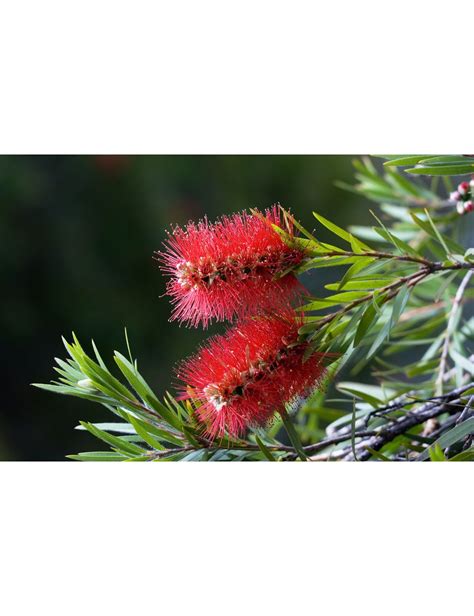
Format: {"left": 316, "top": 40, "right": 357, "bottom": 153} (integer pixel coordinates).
{"left": 298, "top": 319, "right": 324, "bottom": 335}
{"left": 366, "top": 320, "right": 392, "bottom": 359}
{"left": 279, "top": 208, "right": 321, "bottom": 245}
{"left": 91, "top": 339, "right": 108, "bottom": 370}
{"left": 390, "top": 285, "right": 410, "bottom": 329}
{"left": 407, "top": 162, "right": 474, "bottom": 176}
{"left": 385, "top": 168, "right": 425, "bottom": 198}
{"left": 113, "top": 351, "right": 158, "bottom": 404}
{"left": 418, "top": 417, "right": 474, "bottom": 461}
{"left": 370, "top": 209, "right": 421, "bottom": 258}
{"left": 429, "top": 443, "right": 448, "bottom": 462}
{"left": 80, "top": 421, "right": 146, "bottom": 456}
{"left": 152, "top": 397, "right": 185, "bottom": 432}
{"left": 296, "top": 255, "right": 361, "bottom": 273}
{"left": 364, "top": 447, "right": 390, "bottom": 461}
{"left": 383, "top": 156, "right": 429, "bottom": 167}
{"left": 350, "top": 234, "right": 368, "bottom": 253}
{"left": 423, "top": 209, "right": 450, "bottom": 255}
{"left": 373, "top": 227, "right": 421, "bottom": 258}
{"left": 326, "top": 279, "right": 393, "bottom": 292}
{"left": 117, "top": 409, "right": 184, "bottom": 446}
{"left": 313, "top": 212, "right": 371, "bottom": 250}
{"left": 449, "top": 447, "right": 474, "bottom": 461}
{"left": 337, "top": 257, "right": 376, "bottom": 290}
{"left": 255, "top": 436, "right": 277, "bottom": 461}
{"left": 32, "top": 382, "right": 112, "bottom": 405}
{"left": 180, "top": 450, "right": 209, "bottom": 462}
{"left": 379, "top": 203, "right": 413, "bottom": 222}
{"left": 337, "top": 382, "right": 391, "bottom": 407}
{"left": 354, "top": 301, "right": 378, "bottom": 346}
{"left": 324, "top": 291, "right": 369, "bottom": 303}
{"left": 409, "top": 213, "right": 464, "bottom": 254}
{"left": 464, "top": 248, "right": 474, "bottom": 264}
{"left": 405, "top": 359, "right": 440, "bottom": 378}
{"left": 75, "top": 422, "right": 136, "bottom": 434}
{"left": 280, "top": 409, "right": 307, "bottom": 461}
{"left": 300, "top": 299, "right": 340, "bottom": 311}
{"left": 67, "top": 451, "right": 128, "bottom": 461}
{"left": 449, "top": 349, "right": 474, "bottom": 375}
{"left": 127, "top": 415, "right": 165, "bottom": 451}
{"left": 65, "top": 335, "right": 135, "bottom": 401}
{"left": 418, "top": 156, "right": 471, "bottom": 164}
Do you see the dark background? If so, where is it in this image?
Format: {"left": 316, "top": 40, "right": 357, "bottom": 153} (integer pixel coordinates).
{"left": 0, "top": 155, "right": 370, "bottom": 460}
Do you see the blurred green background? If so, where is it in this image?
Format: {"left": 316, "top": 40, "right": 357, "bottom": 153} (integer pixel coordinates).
{"left": 0, "top": 155, "right": 370, "bottom": 460}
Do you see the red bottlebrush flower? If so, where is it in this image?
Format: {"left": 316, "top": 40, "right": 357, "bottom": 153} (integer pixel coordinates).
{"left": 176, "top": 309, "right": 328, "bottom": 438}
{"left": 156, "top": 206, "right": 307, "bottom": 328}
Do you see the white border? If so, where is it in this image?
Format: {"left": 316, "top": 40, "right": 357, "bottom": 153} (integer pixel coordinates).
{"left": 1, "top": 463, "right": 472, "bottom": 615}
{"left": 0, "top": 1, "right": 472, "bottom": 153}
{"left": 1, "top": 1, "right": 473, "bottom": 612}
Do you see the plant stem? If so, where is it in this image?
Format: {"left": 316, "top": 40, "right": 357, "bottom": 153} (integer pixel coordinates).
{"left": 306, "top": 250, "right": 474, "bottom": 272}
{"left": 312, "top": 267, "right": 429, "bottom": 331}
{"left": 343, "top": 383, "right": 474, "bottom": 461}
{"left": 311, "top": 250, "right": 434, "bottom": 267}
{"left": 142, "top": 385, "right": 474, "bottom": 461}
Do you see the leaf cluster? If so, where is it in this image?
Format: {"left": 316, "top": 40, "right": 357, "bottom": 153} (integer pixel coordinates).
{"left": 382, "top": 155, "right": 474, "bottom": 177}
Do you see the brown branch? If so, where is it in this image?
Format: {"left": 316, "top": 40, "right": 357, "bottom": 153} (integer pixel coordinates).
{"left": 342, "top": 383, "right": 474, "bottom": 461}
{"left": 306, "top": 250, "right": 474, "bottom": 272}
{"left": 310, "top": 250, "right": 434, "bottom": 267}
{"left": 313, "top": 267, "right": 430, "bottom": 331}
{"left": 142, "top": 386, "right": 474, "bottom": 462}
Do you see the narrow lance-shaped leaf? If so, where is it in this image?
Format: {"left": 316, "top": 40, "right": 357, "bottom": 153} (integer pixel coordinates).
{"left": 418, "top": 417, "right": 474, "bottom": 461}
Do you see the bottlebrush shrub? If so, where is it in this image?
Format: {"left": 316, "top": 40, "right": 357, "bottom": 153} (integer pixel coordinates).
{"left": 36, "top": 156, "right": 474, "bottom": 461}
{"left": 156, "top": 206, "right": 307, "bottom": 327}
{"left": 176, "top": 308, "right": 328, "bottom": 438}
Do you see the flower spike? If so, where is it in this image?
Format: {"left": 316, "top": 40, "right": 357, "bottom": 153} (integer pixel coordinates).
{"left": 176, "top": 307, "right": 328, "bottom": 438}
{"left": 156, "top": 206, "right": 307, "bottom": 328}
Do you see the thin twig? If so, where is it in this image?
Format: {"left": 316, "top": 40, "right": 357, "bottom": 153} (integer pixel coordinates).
{"left": 343, "top": 383, "right": 474, "bottom": 461}
{"left": 455, "top": 395, "right": 474, "bottom": 426}
{"left": 144, "top": 384, "right": 474, "bottom": 461}
{"left": 145, "top": 429, "right": 378, "bottom": 461}
{"left": 306, "top": 250, "right": 474, "bottom": 272}
{"left": 313, "top": 268, "right": 430, "bottom": 330}
{"left": 312, "top": 250, "right": 433, "bottom": 267}
{"left": 301, "top": 429, "right": 376, "bottom": 456}
{"left": 443, "top": 396, "right": 474, "bottom": 457}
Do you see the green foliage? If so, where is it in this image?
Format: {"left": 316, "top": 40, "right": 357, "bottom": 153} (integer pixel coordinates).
{"left": 421, "top": 418, "right": 474, "bottom": 461}
{"left": 382, "top": 155, "right": 474, "bottom": 177}
{"left": 35, "top": 158, "right": 474, "bottom": 461}
{"left": 336, "top": 157, "right": 443, "bottom": 206}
